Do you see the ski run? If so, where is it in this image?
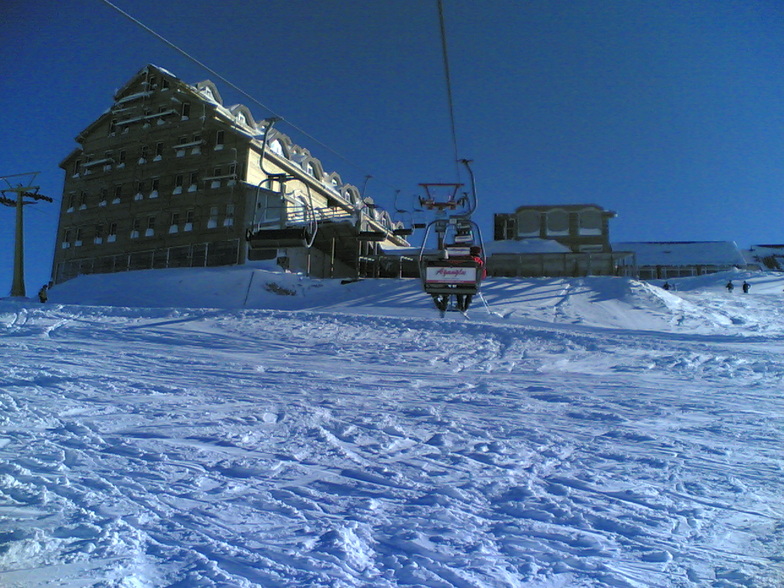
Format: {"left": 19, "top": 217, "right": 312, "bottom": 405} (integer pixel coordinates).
{"left": 1, "top": 266, "right": 783, "bottom": 587}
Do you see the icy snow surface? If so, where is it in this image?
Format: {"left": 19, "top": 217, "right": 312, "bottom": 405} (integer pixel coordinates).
{"left": 1, "top": 267, "right": 783, "bottom": 587}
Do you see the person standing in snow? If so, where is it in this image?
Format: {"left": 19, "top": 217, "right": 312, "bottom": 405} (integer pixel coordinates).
{"left": 663, "top": 282, "right": 671, "bottom": 291}
{"left": 742, "top": 281, "right": 750, "bottom": 294}
{"left": 38, "top": 284, "right": 48, "bottom": 303}
{"left": 726, "top": 281, "right": 734, "bottom": 293}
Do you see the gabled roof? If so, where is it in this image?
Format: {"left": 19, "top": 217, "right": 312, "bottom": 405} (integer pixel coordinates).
{"left": 614, "top": 241, "right": 746, "bottom": 266}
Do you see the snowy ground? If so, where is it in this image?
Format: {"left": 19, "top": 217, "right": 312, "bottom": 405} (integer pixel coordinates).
{"left": 1, "top": 267, "right": 783, "bottom": 587}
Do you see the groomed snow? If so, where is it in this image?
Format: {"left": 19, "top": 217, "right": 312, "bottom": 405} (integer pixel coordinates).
{"left": 1, "top": 267, "right": 782, "bottom": 587}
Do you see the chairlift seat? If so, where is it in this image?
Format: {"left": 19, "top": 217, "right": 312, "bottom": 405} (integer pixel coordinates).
{"left": 246, "top": 227, "right": 311, "bottom": 249}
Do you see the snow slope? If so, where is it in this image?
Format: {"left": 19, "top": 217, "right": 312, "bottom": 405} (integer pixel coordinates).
{"left": 1, "top": 268, "right": 783, "bottom": 587}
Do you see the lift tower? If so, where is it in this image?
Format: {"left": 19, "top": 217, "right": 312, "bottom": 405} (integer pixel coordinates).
{"left": 1, "top": 172, "right": 53, "bottom": 297}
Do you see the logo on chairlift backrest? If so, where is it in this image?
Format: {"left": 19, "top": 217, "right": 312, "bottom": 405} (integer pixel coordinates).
{"left": 426, "top": 266, "right": 477, "bottom": 283}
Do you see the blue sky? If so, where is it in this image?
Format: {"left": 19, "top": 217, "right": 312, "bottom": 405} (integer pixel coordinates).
{"left": 3, "top": 0, "right": 784, "bottom": 293}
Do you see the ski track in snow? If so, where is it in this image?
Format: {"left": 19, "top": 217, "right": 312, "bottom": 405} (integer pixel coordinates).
{"left": 0, "top": 272, "right": 783, "bottom": 587}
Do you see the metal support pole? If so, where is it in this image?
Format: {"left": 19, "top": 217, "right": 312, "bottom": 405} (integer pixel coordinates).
{"left": 12, "top": 190, "right": 25, "bottom": 297}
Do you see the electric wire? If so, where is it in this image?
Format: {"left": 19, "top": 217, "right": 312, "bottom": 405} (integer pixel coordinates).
{"left": 437, "top": 0, "right": 461, "bottom": 180}
{"left": 97, "top": 0, "right": 395, "bottom": 192}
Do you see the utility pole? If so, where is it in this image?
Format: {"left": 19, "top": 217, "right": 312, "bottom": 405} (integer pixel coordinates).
{"left": 1, "top": 172, "right": 53, "bottom": 297}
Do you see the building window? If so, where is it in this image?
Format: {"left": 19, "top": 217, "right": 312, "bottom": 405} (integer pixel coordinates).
{"left": 169, "top": 212, "right": 180, "bottom": 234}
{"left": 215, "top": 130, "right": 224, "bottom": 150}
{"left": 94, "top": 224, "right": 104, "bottom": 245}
{"left": 546, "top": 209, "right": 569, "bottom": 236}
{"left": 79, "top": 192, "right": 88, "bottom": 210}
{"left": 181, "top": 102, "right": 191, "bottom": 119}
{"left": 118, "top": 150, "right": 126, "bottom": 168}
{"left": 139, "top": 145, "right": 148, "bottom": 164}
{"left": 224, "top": 203, "right": 235, "bottom": 227}
{"left": 61, "top": 229, "right": 71, "bottom": 249}
{"left": 173, "top": 174, "right": 183, "bottom": 195}
{"left": 211, "top": 167, "right": 222, "bottom": 189}
{"left": 99, "top": 188, "right": 108, "bottom": 207}
{"left": 72, "top": 160, "right": 81, "bottom": 177}
{"left": 66, "top": 193, "right": 76, "bottom": 212}
{"left": 135, "top": 182, "right": 144, "bottom": 201}
{"left": 155, "top": 142, "right": 164, "bottom": 160}
{"left": 108, "top": 222, "right": 117, "bottom": 243}
{"left": 131, "top": 219, "right": 140, "bottom": 239}
{"left": 207, "top": 206, "right": 218, "bottom": 229}
{"left": 113, "top": 186, "right": 122, "bottom": 204}
{"left": 145, "top": 216, "right": 156, "bottom": 237}
{"left": 188, "top": 172, "right": 198, "bottom": 192}
{"left": 75, "top": 228, "right": 83, "bottom": 247}
{"left": 150, "top": 178, "right": 160, "bottom": 199}
{"left": 579, "top": 209, "right": 603, "bottom": 236}
{"left": 161, "top": 78, "right": 170, "bottom": 91}
{"left": 184, "top": 210, "right": 194, "bottom": 231}
{"left": 109, "top": 120, "right": 117, "bottom": 136}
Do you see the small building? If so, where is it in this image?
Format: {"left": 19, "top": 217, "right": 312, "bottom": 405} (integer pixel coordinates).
{"left": 745, "top": 244, "right": 784, "bottom": 271}
{"left": 494, "top": 204, "right": 617, "bottom": 253}
{"left": 614, "top": 241, "right": 747, "bottom": 280}
{"left": 489, "top": 204, "right": 634, "bottom": 277}
{"left": 52, "top": 64, "right": 408, "bottom": 284}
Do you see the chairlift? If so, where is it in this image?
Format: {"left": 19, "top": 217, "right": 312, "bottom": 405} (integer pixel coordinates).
{"left": 417, "top": 161, "right": 486, "bottom": 313}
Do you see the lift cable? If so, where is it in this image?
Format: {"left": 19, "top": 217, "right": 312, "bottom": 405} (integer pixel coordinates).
{"left": 437, "top": 0, "right": 461, "bottom": 180}
{"left": 97, "top": 0, "right": 398, "bottom": 192}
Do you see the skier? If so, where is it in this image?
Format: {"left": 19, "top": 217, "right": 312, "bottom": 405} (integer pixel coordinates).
{"left": 726, "top": 280, "right": 734, "bottom": 293}
{"left": 742, "top": 281, "right": 750, "bottom": 294}
{"left": 38, "top": 284, "right": 48, "bottom": 303}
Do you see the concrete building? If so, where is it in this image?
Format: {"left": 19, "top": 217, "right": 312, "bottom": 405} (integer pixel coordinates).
{"left": 53, "top": 64, "right": 407, "bottom": 284}
{"left": 494, "top": 204, "right": 617, "bottom": 253}
{"left": 489, "top": 204, "right": 634, "bottom": 277}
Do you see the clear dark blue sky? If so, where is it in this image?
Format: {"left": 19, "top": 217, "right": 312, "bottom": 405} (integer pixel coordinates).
{"left": 3, "top": 0, "right": 784, "bottom": 292}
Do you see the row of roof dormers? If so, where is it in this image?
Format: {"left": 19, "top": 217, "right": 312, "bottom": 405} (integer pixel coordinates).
{"left": 96, "top": 65, "right": 399, "bottom": 229}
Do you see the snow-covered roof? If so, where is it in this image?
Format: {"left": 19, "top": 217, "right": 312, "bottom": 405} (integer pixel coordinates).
{"left": 484, "top": 239, "right": 572, "bottom": 255}
{"left": 614, "top": 241, "right": 746, "bottom": 267}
